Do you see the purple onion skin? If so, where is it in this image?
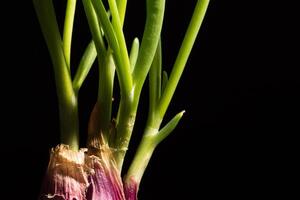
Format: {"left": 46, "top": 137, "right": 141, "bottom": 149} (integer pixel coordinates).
{"left": 39, "top": 145, "right": 88, "bottom": 200}
{"left": 39, "top": 145, "right": 137, "bottom": 200}
{"left": 40, "top": 143, "right": 134, "bottom": 200}
{"left": 86, "top": 156, "right": 125, "bottom": 200}
{"left": 124, "top": 177, "right": 138, "bottom": 200}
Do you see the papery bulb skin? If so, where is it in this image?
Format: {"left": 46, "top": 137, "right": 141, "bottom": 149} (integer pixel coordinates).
{"left": 124, "top": 177, "right": 138, "bottom": 200}
{"left": 86, "top": 136, "right": 126, "bottom": 200}
{"left": 85, "top": 156, "right": 125, "bottom": 200}
{"left": 39, "top": 145, "right": 88, "bottom": 200}
{"left": 39, "top": 136, "right": 132, "bottom": 200}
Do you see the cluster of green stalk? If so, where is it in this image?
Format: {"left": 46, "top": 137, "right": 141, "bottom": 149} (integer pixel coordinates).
{"left": 33, "top": 0, "right": 209, "bottom": 199}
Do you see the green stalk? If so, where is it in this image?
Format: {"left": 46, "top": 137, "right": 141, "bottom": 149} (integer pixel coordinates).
{"left": 108, "top": 0, "right": 131, "bottom": 90}
{"left": 72, "top": 40, "right": 97, "bottom": 93}
{"left": 97, "top": 51, "right": 115, "bottom": 138}
{"left": 154, "top": 111, "right": 185, "bottom": 144}
{"left": 114, "top": 0, "right": 166, "bottom": 170}
{"left": 132, "top": 0, "right": 165, "bottom": 96}
{"left": 116, "top": 0, "right": 127, "bottom": 26}
{"left": 129, "top": 38, "right": 140, "bottom": 72}
{"left": 63, "top": 0, "right": 77, "bottom": 69}
{"left": 125, "top": 130, "right": 157, "bottom": 183}
{"left": 33, "top": 0, "right": 79, "bottom": 150}
{"left": 148, "top": 39, "right": 162, "bottom": 125}
{"left": 161, "top": 70, "right": 168, "bottom": 94}
{"left": 157, "top": 0, "right": 210, "bottom": 119}
{"left": 114, "top": 99, "right": 137, "bottom": 170}
{"left": 108, "top": 0, "right": 138, "bottom": 154}
{"left": 125, "top": 0, "right": 210, "bottom": 186}
{"left": 89, "top": 0, "right": 135, "bottom": 170}
{"left": 83, "top": 0, "right": 115, "bottom": 138}
{"left": 91, "top": 0, "right": 133, "bottom": 97}
{"left": 125, "top": 111, "right": 184, "bottom": 184}
{"left": 82, "top": 0, "right": 106, "bottom": 58}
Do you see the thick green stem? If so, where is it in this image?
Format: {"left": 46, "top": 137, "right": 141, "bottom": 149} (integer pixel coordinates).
{"left": 116, "top": 0, "right": 127, "bottom": 26}
{"left": 91, "top": 0, "right": 133, "bottom": 97}
{"left": 83, "top": 0, "right": 115, "bottom": 138}
{"left": 157, "top": 0, "right": 210, "bottom": 119}
{"left": 59, "top": 97, "right": 79, "bottom": 150}
{"left": 126, "top": 111, "right": 184, "bottom": 185}
{"left": 90, "top": 0, "right": 135, "bottom": 169}
{"left": 108, "top": 0, "right": 131, "bottom": 89}
{"left": 124, "top": 128, "right": 157, "bottom": 184}
{"left": 125, "top": 0, "right": 209, "bottom": 188}
{"left": 97, "top": 51, "right": 115, "bottom": 137}
{"left": 82, "top": 0, "right": 106, "bottom": 58}
{"left": 132, "top": 0, "right": 165, "bottom": 96}
{"left": 114, "top": 0, "right": 165, "bottom": 170}
{"left": 114, "top": 98, "right": 137, "bottom": 170}
{"left": 148, "top": 39, "right": 162, "bottom": 125}
{"left": 33, "top": 0, "right": 79, "bottom": 150}
{"left": 63, "top": 0, "right": 77, "bottom": 69}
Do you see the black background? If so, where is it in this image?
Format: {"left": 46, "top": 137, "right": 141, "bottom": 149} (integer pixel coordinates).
{"left": 1, "top": 0, "right": 298, "bottom": 199}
